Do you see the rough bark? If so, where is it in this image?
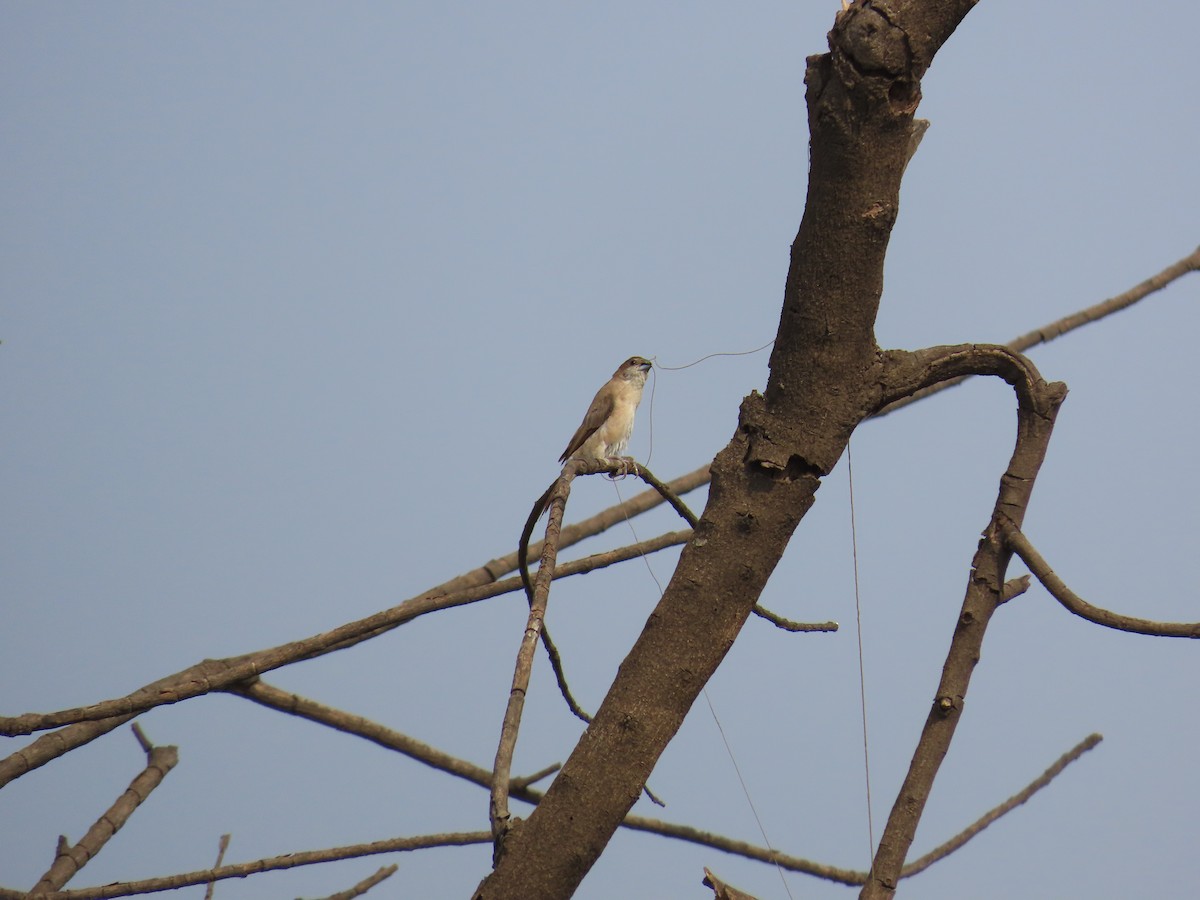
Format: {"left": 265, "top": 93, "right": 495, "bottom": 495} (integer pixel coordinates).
{"left": 474, "top": 3, "right": 979, "bottom": 897}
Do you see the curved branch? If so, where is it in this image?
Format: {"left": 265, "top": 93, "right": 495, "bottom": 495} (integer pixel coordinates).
{"left": 875, "top": 245, "right": 1200, "bottom": 417}
{"left": 864, "top": 349, "right": 1068, "bottom": 899}
{"left": 750, "top": 606, "right": 839, "bottom": 632}
{"left": 1005, "top": 528, "right": 1200, "bottom": 638}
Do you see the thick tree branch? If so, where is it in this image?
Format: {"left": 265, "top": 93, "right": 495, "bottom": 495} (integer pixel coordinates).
{"left": 474, "top": 3, "right": 984, "bottom": 895}
{"left": 1005, "top": 528, "right": 1200, "bottom": 638}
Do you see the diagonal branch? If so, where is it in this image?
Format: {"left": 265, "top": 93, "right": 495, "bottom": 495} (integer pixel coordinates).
{"left": 1005, "top": 528, "right": 1200, "bottom": 638}
{"left": 0, "top": 522, "right": 690, "bottom": 743}
{"left": 899, "top": 733, "right": 1103, "bottom": 878}
{"left": 491, "top": 461, "right": 582, "bottom": 844}
{"left": 0, "top": 528, "right": 688, "bottom": 789}
{"left": 0, "top": 714, "right": 134, "bottom": 791}
{"left": 29, "top": 725, "right": 178, "bottom": 894}
{"left": 232, "top": 679, "right": 558, "bottom": 794}
{"left": 305, "top": 864, "right": 398, "bottom": 900}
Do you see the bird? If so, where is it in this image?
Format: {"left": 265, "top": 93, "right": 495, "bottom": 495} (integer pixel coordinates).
{"left": 559, "top": 356, "right": 653, "bottom": 464}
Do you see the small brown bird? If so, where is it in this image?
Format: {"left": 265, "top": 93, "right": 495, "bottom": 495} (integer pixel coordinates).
{"left": 559, "top": 356, "right": 653, "bottom": 463}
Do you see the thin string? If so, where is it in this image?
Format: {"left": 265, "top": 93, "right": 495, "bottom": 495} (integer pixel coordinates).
{"left": 651, "top": 339, "right": 775, "bottom": 371}
{"left": 847, "top": 439, "right": 876, "bottom": 860}
{"left": 644, "top": 338, "right": 774, "bottom": 466}
{"left": 613, "top": 480, "right": 794, "bottom": 900}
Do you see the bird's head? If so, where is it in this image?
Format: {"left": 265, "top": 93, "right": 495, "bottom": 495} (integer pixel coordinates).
{"left": 615, "top": 356, "right": 653, "bottom": 380}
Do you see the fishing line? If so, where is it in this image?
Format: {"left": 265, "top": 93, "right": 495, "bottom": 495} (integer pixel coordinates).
{"left": 643, "top": 338, "right": 774, "bottom": 467}
{"left": 613, "top": 480, "right": 794, "bottom": 900}
{"left": 847, "top": 439, "right": 876, "bottom": 860}
{"left": 652, "top": 339, "right": 775, "bottom": 371}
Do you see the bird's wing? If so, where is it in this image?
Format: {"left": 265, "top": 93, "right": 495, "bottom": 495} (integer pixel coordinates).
{"left": 559, "top": 385, "right": 615, "bottom": 462}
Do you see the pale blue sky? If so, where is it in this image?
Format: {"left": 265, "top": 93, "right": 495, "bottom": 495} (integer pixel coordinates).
{"left": 2, "top": 3, "right": 1197, "bottom": 898}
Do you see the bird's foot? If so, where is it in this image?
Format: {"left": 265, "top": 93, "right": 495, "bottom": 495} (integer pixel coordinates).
{"left": 606, "top": 457, "right": 640, "bottom": 479}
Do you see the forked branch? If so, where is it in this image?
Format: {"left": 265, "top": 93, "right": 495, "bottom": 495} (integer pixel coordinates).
{"left": 863, "top": 344, "right": 1067, "bottom": 900}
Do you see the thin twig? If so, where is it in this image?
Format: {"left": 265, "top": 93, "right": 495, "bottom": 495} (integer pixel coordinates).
{"left": 233, "top": 680, "right": 558, "bottom": 794}
{"left": 1005, "top": 528, "right": 1200, "bottom": 637}
{"left": 202, "top": 835, "right": 229, "bottom": 900}
{"left": 999, "top": 574, "right": 1032, "bottom": 605}
{"left": 750, "top": 606, "right": 839, "bottom": 632}
{"left": 303, "top": 864, "right": 398, "bottom": 900}
{"left": 508, "top": 763, "right": 560, "bottom": 791}
{"left": 900, "top": 733, "right": 1103, "bottom": 877}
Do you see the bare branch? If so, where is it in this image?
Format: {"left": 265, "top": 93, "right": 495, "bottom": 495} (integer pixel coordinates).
{"left": 0, "top": 714, "right": 134, "bottom": 790}
{"left": 900, "top": 733, "right": 1102, "bottom": 878}
{"left": 875, "top": 245, "right": 1200, "bottom": 417}
{"left": 202, "top": 835, "right": 229, "bottom": 900}
{"left": 507, "top": 763, "right": 560, "bottom": 791}
{"left": 0, "top": 524, "right": 689, "bottom": 741}
{"left": 514, "top": 461, "right": 698, "bottom": 729}
{"left": 491, "top": 462, "right": 581, "bottom": 843}
{"left": 1000, "top": 574, "right": 1032, "bottom": 605}
{"left": 0, "top": 531, "right": 689, "bottom": 787}
{"left": 750, "top": 605, "right": 839, "bottom": 633}
{"left": 227, "top": 679, "right": 1096, "bottom": 890}
{"left": 233, "top": 680, "right": 557, "bottom": 794}
{"left": 864, "top": 346, "right": 1068, "bottom": 900}
{"left": 1006, "top": 528, "right": 1200, "bottom": 638}
{"left": 702, "top": 867, "right": 761, "bottom": 900}
{"left": 303, "top": 864, "right": 398, "bottom": 900}
{"left": 10, "top": 833, "right": 488, "bottom": 900}
{"left": 30, "top": 727, "right": 179, "bottom": 894}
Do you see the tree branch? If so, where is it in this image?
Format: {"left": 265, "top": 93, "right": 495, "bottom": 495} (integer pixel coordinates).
{"left": 8, "top": 833, "right": 488, "bottom": 900}
{"left": 899, "top": 733, "right": 1103, "bottom": 878}
{"left": 304, "top": 864, "right": 398, "bottom": 900}
{"left": 0, "top": 524, "right": 689, "bottom": 742}
{"left": 1005, "top": 528, "right": 1200, "bottom": 638}
{"left": 863, "top": 348, "right": 1067, "bottom": 899}
{"left": 29, "top": 727, "right": 178, "bottom": 894}
{"left": 875, "top": 245, "right": 1200, "bottom": 417}
{"left": 491, "top": 462, "right": 580, "bottom": 845}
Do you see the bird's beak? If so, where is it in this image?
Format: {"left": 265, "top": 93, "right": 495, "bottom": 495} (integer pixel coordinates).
{"left": 639, "top": 360, "right": 652, "bottom": 371}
